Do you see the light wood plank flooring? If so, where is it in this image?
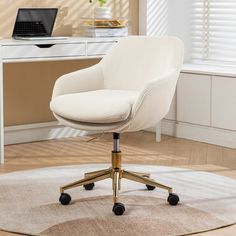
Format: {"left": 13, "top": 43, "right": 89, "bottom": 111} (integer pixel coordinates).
{"left": 1, "top": 131, "right": 236, "bottom": 236}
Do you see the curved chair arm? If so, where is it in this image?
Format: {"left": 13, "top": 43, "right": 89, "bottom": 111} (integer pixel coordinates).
{"left": 52, "top": 64, "right": 104, "bottom": 98}
{"left": 128, "top": 69, "right": 179, "bottom": 131}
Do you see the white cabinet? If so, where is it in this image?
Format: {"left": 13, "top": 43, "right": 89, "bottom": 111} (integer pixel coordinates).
{"left": 1, "top": 38, "right": 119, "bottom": 61}
{"left": 161, "top": 70, "right": 236, "bottom": 148}
{"left": 212, "top": 76, "right": 236, "bottom": 131}
{"left": 177, "top": 73, "right": 211, "bottom": 126}
{"left": 165, "top": 92, "right": 176, "bottom": 120}
{"left": 2, "top": 43, "right": 86, "bottom": 59}
{"left": 87, "top": 42, "right": 116, "bottom": 56}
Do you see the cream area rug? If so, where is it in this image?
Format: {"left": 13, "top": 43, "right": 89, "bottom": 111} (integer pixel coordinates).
{"left": 1, "top": 164, "right": 236, "bottom": 236}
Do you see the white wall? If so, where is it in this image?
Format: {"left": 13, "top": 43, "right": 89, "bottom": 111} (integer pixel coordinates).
{"left": 168, "top": 0, "right": 192, "bottom": 62}
{"left": 139, "top": 0, "right": 168, "bottom": 36}
{"left": 139, "top": 0, "right": 192, "bottom": 62}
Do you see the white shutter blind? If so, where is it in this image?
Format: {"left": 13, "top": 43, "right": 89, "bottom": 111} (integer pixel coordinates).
{"left": 192, "top": 0, "right": 236, "bottom": 65}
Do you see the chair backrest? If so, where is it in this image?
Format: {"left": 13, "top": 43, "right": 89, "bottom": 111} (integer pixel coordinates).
{"left": 101, "top": 36, "right": 184, "bottom": 91}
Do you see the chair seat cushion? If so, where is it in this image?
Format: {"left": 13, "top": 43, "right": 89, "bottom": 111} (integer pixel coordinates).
{"left": 50, "top": 90, "right": 139, "bottom": 124}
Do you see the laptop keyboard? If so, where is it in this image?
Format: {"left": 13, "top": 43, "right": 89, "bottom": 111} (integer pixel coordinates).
{"left": 14, "top": 21, "right": 47, "bottom": 36}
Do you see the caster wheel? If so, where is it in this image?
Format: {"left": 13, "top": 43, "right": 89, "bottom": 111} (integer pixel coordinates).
{"left": 59, "top": 193, "right": 71, "bottom": 205}
{"left": 112, "top": 202, "right": 125, "bottom": 216}
{"left": 83, "top": 183, "right": 95, "bottom": 190}
{"left": 146, "top": 184, "right": 156, "bottom": 190}
{"left": 168, "top": 193, "right": 179, "bottom": 206}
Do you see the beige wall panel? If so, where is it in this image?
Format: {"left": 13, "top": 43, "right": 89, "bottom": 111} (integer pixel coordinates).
{"left": 0, "top": 0, "right": 138, "bottom": 37}
{"left": 4, "top": 59, "right": 100, "bottom": 126}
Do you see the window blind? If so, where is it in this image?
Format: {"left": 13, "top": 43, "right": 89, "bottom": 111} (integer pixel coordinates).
{"left": 192, "top": 0, "right": 236, "bottom": 65}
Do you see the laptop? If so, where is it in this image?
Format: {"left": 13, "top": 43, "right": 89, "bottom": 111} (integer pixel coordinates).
{"left": 12, "top": 8, "right": 68, "bottom": 40}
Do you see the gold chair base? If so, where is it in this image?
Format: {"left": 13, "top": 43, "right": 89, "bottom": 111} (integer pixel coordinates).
{"left": 60, "top": 151, "right": 173, "bottom": 204}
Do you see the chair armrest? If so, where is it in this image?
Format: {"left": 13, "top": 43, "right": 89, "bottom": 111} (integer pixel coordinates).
{"left": 52, "top": 64, "right": 104, "bottom": 98}
{"left": 129, "top": 69, "right": 179, "bottom": 131}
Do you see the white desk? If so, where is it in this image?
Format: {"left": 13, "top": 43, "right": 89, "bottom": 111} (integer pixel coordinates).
{"left": 0, "top": 37, "right": 119, "bottom": 164}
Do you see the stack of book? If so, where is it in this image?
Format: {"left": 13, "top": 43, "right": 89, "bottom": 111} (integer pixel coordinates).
{"left": 82, "top": 19, "right": 128, "bottom": 37}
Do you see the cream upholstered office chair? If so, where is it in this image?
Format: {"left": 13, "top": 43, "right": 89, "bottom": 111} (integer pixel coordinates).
{"left": 50, "top": 36, "right": 184, "bottom": 215}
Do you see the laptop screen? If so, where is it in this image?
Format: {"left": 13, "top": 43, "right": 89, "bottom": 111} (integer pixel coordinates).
{"left": 12, "top": 8, "right": 58, "bottom": 37}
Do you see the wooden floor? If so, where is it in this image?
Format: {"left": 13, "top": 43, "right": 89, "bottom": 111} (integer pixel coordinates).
{"left": 1, "top": 131, "right": 236, "bottom": 236}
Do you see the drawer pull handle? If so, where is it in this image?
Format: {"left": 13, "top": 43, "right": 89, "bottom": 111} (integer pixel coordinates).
{"left": 35, "top": 44, "right": 55, "bottom": 48}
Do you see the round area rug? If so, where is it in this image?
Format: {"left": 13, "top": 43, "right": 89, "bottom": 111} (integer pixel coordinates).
{"left": 1, "top": 164, "right": 236, "bottom": 236}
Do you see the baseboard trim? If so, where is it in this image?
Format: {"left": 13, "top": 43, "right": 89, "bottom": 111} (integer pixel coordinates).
{"left": 162, "top": 120, "right": 236, "bottom": 149}
{"left": 4, "top": 122, "right": 90, "bottom": 145}
{"left": 5, "top": 120, "right": 236, "bottom": 148}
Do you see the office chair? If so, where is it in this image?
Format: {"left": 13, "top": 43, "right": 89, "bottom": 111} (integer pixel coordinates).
{"left": 50, "top": 36, "right": 184, "bottom": 215}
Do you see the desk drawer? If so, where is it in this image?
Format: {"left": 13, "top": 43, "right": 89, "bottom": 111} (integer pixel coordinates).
{"left": 2, "top": 43, "right": 86, "bottom": 59}
{"left": 87, "top": 42, "right": 116, "bottom": 56}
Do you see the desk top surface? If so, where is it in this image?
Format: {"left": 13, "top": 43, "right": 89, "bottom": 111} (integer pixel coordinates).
{"left": 0, "top": 37, "right": 121, "bottom": 46}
